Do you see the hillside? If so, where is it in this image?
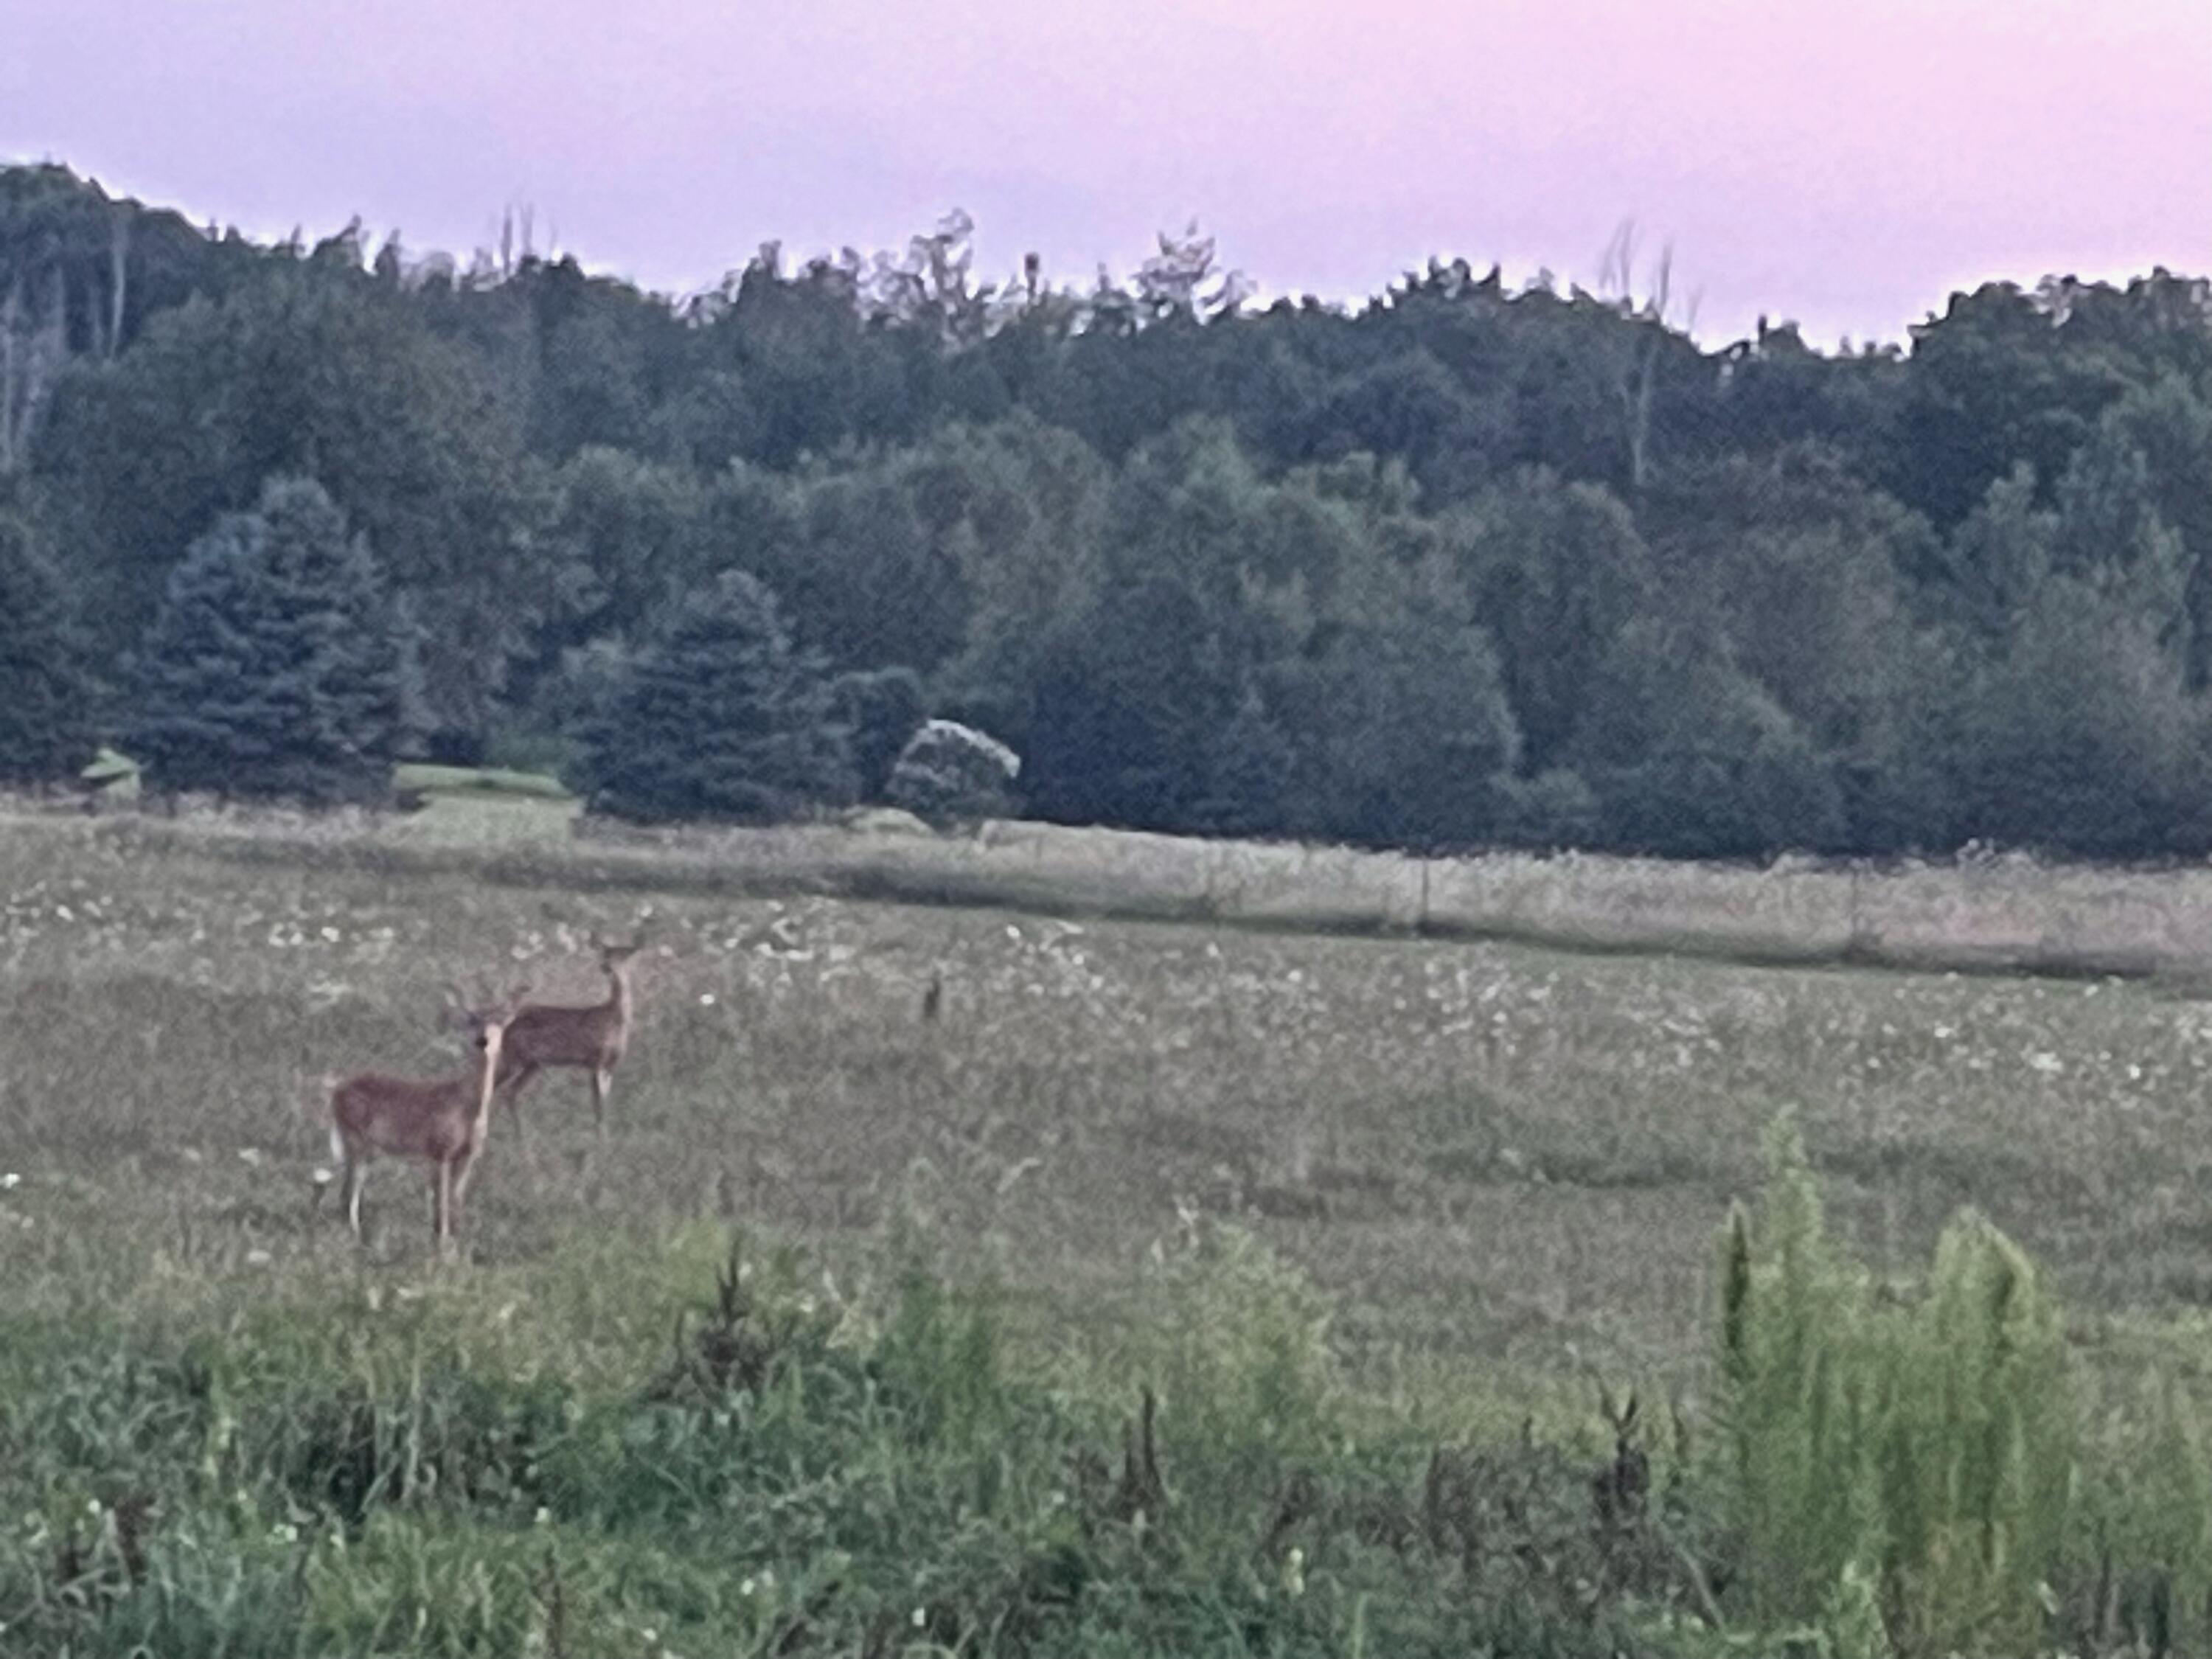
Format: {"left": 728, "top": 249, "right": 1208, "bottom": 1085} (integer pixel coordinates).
{"left": 4, "top": 164, "right": 2211, "bottom": 861}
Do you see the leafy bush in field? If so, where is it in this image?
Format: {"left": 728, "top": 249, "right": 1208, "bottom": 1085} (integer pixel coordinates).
{"left": 2065, "top": 1370, "right": 2212, "bottom": 1657}
{"left": 1717, "top": 1118, "right": 2073, "bottom": 1656}
{"left": 886, "top": 716, "right": 1022, "bottom": 826}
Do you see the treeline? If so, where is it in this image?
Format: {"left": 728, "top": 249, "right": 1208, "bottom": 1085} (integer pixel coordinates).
{"left": 3, "top": 161, "right": 2211, "bottom": 857}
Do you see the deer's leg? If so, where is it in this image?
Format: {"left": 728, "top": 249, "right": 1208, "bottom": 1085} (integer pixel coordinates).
{"left": 453, "top": 1147, "right": 481, "bottom": 1218}
{"left": 591, "top": 1067, "right": 612, "bottom": 1137}
{"left": 501, "top": 1064, "right": 538, "bottom": 1141}
{"left": 440, "top": 1159, "right": 462, "bottom": 1256}
{"left": 341, "top": 1155, "right": 367, "bottom": 1239}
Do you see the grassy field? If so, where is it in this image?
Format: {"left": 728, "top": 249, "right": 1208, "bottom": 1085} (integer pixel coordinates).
{"left": 9, "top": 802, "right": 2212, "bottom": 1653}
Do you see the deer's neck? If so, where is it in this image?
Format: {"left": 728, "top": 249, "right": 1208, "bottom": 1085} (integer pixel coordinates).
{"left": 606, "top": 966, "right": 634, "bottom": 1035}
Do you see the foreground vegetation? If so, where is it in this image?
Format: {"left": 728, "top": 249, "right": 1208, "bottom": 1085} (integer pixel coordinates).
{"left": 8, "top": 815, "right": 2212, "bottom": 1652}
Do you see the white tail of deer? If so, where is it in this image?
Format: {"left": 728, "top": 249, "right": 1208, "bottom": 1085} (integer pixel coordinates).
{"left": 326, "top": 982, "right": 527, "bottom": 1256}
{"left": 495, "top": 936, "right": 643, "bottom": 1137}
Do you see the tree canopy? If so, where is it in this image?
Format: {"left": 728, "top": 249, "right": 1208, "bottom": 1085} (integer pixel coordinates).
{"left": 7, "top": 164, "right": 2212, "bottom": 858}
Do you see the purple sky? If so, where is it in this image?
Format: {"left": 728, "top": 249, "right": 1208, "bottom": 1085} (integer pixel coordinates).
{"left": 7, "top": 0, "right": 2208, "bottom": 346}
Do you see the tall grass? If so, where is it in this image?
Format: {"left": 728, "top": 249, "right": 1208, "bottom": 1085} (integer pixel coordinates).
{"left": 0, "top": 1224, "right": 1708, "bottom": 1658}
{"left": 1715, "top": 1117, "right": 2212, "bottom": 1658}
{"left": 14, "top": 800, "right": 2212, "bottom": 1651}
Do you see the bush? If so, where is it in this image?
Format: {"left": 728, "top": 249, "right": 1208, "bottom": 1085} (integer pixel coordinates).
{"left": 886, "top": 717, "right": 1022, "bottom": 826}
{"left": 1717, "top": 1118, "right": 2073, "bottom": 1656}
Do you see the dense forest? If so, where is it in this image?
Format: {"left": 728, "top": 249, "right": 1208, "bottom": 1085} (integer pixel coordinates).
{"left": 3, "top": 161, "right": 2210, "bottom": 858}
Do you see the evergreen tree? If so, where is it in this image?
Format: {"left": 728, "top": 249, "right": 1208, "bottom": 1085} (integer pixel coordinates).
{"left": 128, "top": 476, "right": 411, "bottom": 804}
{"left": 576, "top": 568, "right": 856, "bottom": 824}
{"left": 830, "top": 666, "right": 928, "bottom": 801}
{"left": 0, "top": 498, "right": 99, "bottom": 785}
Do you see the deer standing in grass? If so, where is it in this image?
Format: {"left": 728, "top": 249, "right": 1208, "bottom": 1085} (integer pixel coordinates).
{"left": 495, "top": 937, "right": 644, "bottom": 1138}
{"left": 327, "top": 985, "right": 527, "bottom": 1256}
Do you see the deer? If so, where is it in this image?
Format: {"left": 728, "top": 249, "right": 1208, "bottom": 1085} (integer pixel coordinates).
{"left": 326, "top": 984, "right": 528, "bottom": 1257}
{"left": 493, "top": 936, "right": 644, "bottom": 1138}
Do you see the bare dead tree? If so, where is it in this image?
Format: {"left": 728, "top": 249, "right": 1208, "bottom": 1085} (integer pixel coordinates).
{"left": 106, "top": 209, "right": 128, "bottom": 360}
{"left": 0, "top": 261, "right": 67, "bottom": 474}
{"left": 1599, "top": 221, "right": 1700, "bottom": 495}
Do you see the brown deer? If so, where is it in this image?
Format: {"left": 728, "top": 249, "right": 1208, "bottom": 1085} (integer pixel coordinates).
{"left": 494, "top": 937, "right": 643, "bottom": 1138}
{"left": 327, "top": 984, "right": 528, "bottom": 1256}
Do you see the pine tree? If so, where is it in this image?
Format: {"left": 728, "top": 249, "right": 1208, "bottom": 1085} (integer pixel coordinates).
{"left": 830, "top": 665, "right": 928, "bottom": 801}
{"left": 576, "top": 568, "right": 856, "bottom": 824}
{"left": 128, "top": 476, "right": 411, "bottom": 804}
{"left": 0, "top": 500, "right": 99, "bottom": 785}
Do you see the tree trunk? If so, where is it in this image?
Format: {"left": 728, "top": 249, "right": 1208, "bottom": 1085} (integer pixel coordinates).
{"left": 107, "top": 212, "right": 129, "bottom": 358}
{"left": 1, "top": 271, "right": 19, "bottom": 472}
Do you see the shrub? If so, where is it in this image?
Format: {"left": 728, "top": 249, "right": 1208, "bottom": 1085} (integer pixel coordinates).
{"left": 886, "top": 717, "right": 1022, "bottom": 827}
{"left": 1718, "top": 1117, "right": 2073, "bottom": 1656}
